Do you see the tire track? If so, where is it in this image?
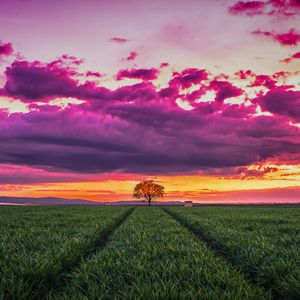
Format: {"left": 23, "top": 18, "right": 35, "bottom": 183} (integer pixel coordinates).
{"left": 36, "top": 207, "right": 135, "bottom": 300}
{"left": 162, "top": 207, "right": 275, "bottom": 299}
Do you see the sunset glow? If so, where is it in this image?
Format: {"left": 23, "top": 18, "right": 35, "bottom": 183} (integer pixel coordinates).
{"left": 0, "top": 0, "right": 299, "bottom": 203}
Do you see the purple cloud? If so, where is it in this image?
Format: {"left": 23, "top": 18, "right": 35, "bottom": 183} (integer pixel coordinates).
{"left": 0, "top": 41, "right": 13, "bottom": 56}
{"left": 249, "top": 74, "right": 277, "bottom": 89}
{"left": 169, "top": 68, "right": 208, "bottom": 89}
{"left": 1, "top": 60, "right": 112, "bottom": 103}
{"left": 0, "top": 88, "right": 299, "bottom": 175}
{"left": 109, "top": 37, "right": 129, "bottom": 43}
{"left": 126, "top": 51, "right": 138, "bottom": 61}
{"left": 116, "top": 68, "right": 159, "bottom": 81}
{"left": 229, "top": 0, "right": 300, "bottom": 17}
{"left": 209, "top": 80, "right": 244, "bottom": 103}
{"left": 3, "top": 60, "right": 79, "bottom": 101}
{"left": 229, "top": 1, "right": 265, "bottom": 16}
{"left": 0, "top": 58, "right": 299, "bottom": 175}
{"left": 252, "top": 28, "right": 300, "bottom": 46}
{"left": 86, "top": 71, "right": 102, "bottom": 77}
{"left": 281, "top": 51, "right": 300, "bottom": 63}
{"left": 259, "top": 89, "right": 300, "bottom": 122}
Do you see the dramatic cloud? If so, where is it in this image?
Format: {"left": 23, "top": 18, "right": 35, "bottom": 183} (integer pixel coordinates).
{"left": 0, "top": 57, "right": 299, "bottom": 176}
{"left": 259, "top": 89, "right": 300, "bottom": 122}
{"left": 252, "top": 28, "right": 300, "bottom": 46}
{"left": 0, "top": 98, "right": 298, "bottom": 175}
{"left": 2, "top": 60, "right": 79, "bottom": 101}
{"left": 116, "top": 68, "right": 159, "bottom": 81}
{"left": 0, "top": 83, "right": 299, "bottom": 176}
{"left": 1, "top": 59, "right": 112, "bottom": 103}
{"left": 0, "top": 41, "right": 13, "bottom": 56}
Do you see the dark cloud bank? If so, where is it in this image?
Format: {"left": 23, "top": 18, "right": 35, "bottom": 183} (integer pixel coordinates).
{"left": 0, "top": 57, "right": 299, "bottom": 175}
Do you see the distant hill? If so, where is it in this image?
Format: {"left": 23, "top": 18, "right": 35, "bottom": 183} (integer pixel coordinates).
{"left": 2, "top": 196, "right": 298, "bottom": 206}
{"left": 0, "top": 196, "right": 99, "bottom": 205}
{"left": 0, "top": 196, "right": 184, "bottom": 206}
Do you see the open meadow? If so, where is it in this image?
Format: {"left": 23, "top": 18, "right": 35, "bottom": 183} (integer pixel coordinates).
{"left": 0, "top": 205, "right": 299, "bottom": 299}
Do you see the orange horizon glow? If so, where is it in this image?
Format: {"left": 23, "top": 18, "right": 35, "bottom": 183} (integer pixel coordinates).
{"left": 1, "top": 163, "right": 299, "bottom": 203}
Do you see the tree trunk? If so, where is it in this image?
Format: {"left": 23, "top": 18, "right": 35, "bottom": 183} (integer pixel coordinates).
{"left": 148, "top": 199, "right": 151, "bottom": 206}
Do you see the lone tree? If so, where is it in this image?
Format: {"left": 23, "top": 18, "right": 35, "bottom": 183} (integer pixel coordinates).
{"left": 133, "top": 180, "right": 165, "bottom": 206}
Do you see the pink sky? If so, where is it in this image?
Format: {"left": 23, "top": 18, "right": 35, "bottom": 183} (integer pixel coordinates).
{"left": 0, "top": 0, "right": 299, "bottom": 203}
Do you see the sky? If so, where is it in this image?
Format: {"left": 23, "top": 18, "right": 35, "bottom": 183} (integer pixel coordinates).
{"left": 0, "top": 0, "right": 299, "bottom": 203}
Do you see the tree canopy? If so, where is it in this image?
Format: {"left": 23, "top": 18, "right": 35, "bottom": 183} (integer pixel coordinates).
{"left": 133, "top": 180, "right": 165, "bottom": 206}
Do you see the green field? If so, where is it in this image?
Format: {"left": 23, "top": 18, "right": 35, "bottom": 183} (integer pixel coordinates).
{"left": 0, "top": 206, "right": 299, "bottom": 299}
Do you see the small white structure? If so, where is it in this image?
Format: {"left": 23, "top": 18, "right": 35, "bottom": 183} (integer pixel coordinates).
{"left": 184, "top": 201, "right": 193, "bottom": 207}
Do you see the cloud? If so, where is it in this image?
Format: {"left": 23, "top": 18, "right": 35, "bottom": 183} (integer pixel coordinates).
{"left": 0, "top": 58, "right": 299, "bottom": 175}
{"left": 126, "top": 51, "right": 138, "bottom": 61}
{"left": 116, "top": 68, "right": 159, "bottom": 81}
{"left": 281, "top": 51, "right": 300, "bottom": 63}
{"left": 86, "top": 71, "right": 102, "bottom": 77}
{"left": 160, "top": 62, "right": 169, "bottom": 68}
{"left": 229, "top": 0, "right": 300, "bottom": 17}
{"left": 268, "top": 0, "right": 300, "bottom": 15}
{"left": 1, "top": 59, "right": 113, "bottom": 103}
{"left": 0, "top": 164, "right": 98, "bottom": 184}
{"left": 249, "top": 74, "right": 277, "bottom": 89}
{"left": 109, "top": 37, "right": 129, "bottom": 43}
{"left": 233, "top": 70, "right": 294, "bottom": 91}
{"left": 0, "top": 90, "right": 299, "bottom": 175}
{"left": 60, "top": 54, "right": 84, "bottom": 65}
{"left": 0, "top": 41, "right": 13, "bottom": 56}
{"left": 259, "top": 89, "right": 300, "bottom": 122}
{"left": 236, "top": 164, "right": 279, "bottom": 179}
{"left": 169, "top": 68, "right": 208, "bottom": 89}
{"left": 252, "top": 28, "right": 300, "bottom": 46}
{"left": 235, "top": 70, "right": 255, "bottom": 80}
{"left": 209, "top": 80, "right": 244, "bottom": 103}
{"left": 229, "top": 1, "right": 265, "bottom": 16}
{"left": 191, "top": 186, "right": 300, "bottom": 203}
{"left": 2, "top": 60, "right": 79, "bottom": 101}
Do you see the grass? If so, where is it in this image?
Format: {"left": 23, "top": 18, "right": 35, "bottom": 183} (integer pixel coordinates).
{"left": 0, "top": 205, "right": 298, "bottom": 299}
{"left": 53, "top": 207, "right": 268, "bottom": 299}
{"left": 166, "top": 206, "right": 300, "bottom": 299}
{"left": 0, "top": 206, "right": 132, "bottom": 299}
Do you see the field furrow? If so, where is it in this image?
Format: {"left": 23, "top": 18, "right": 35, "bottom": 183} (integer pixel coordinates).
{"left": 166, "top": 206, "right": 300, "bottom": 299}
{"left": 52, "top": 207, "right": 270, "bottom": 300}
{"left": 0, "top": 206, "right": 133, "bottom": 300}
